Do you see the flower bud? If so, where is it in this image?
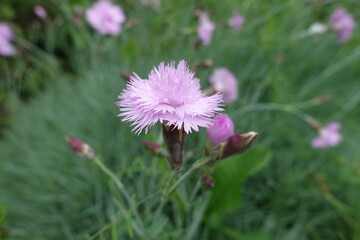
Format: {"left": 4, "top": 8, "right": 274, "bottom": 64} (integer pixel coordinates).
{"left": 140, "top": 140, "right": 163, "bottom": 156}
{"left": 201, "top": 175, "right": 215, "bottom": 189}
{"left": 206, "top": 114, "right": 234, "bottom": 146}
{"left": 120, "top": 72, "right": 134, "bottom": 82}
{"left": 195, "top": 59, "right": 213, "bottom": 69}
{"left": 162, "top": 124, "right": 186, "bottom": 171}
{"left": 34, "top": 5, "right": 47, "bottom": 19}
{"left": 66, "top": 136, "right": 96, "bottom": 160}
{"left": 218, "top": 131, "right": 258, "bottom": 160}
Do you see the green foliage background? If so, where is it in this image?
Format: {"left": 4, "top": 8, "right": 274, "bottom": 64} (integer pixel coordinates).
{"left": 1, "top": 0, "right": 360, "bottom": 239}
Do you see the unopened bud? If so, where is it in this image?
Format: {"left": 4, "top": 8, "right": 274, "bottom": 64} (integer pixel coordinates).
{"left": 195, "top": 59, "right": 213, "bottom": 69}
{"left": 218, "top": 131, "right": 258, "bottom": 160}
{"left": 201, "top": 175, "right": 215, "bottom": 189}
{"left": 140, "top": 140, "right": 163, "bottom": 156}
{"left": 162, "top": 124, "right": 186, "bottom": 171}
{"left": 66, "top": 136, "right": 96, "bottom": 160}
{"left": 120, "top": 72, "right": 135, "bottom": 82}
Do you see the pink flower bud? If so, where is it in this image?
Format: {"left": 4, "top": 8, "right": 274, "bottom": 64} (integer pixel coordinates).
{"left": 206, "top": 114, "right": 234, "bottom": 146}
{"left": 34, "top": 5, "right": 47, "bottom": 19}
{"left": 140, "top": 140, "right": 163, "bottom": 156}
{"left": 218, "top": 131, "right": 258, "bottom": 160}
{"left": 66, "top": 136, "right": 96, "bottom": 160}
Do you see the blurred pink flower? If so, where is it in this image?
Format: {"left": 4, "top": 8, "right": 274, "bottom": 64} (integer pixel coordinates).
{"left": 206, "top": 114, "right": 234, "bottom": 146}
{"left": 34, "top": 5, "right": 48, "bottom": 19}
{"left": 228, "top": 13, "right": 244, "bottom": 31}
{"left": 197, "top": 12, "right": 215, "bottom": 45}
{"left": 330, "top": 8, "right": 356, "bottom": 43}
{"left": 0, "top": 23, "right": 15, "bottom": 56}
{"left": 0, "top": 22, "right": 14, "bottom": 41}
{"left": 116, "top": 60, "right": 223, "bottom": 134}
{"left": 209, "top": 67, "right": 238, "bottom": 104}
{"left": 86, "top": 0, "right": 126, "bottom": 35}
{"left": 311, "top": 122, "right": 342, "bottom": 148}
{"left": 0, "top": 39, "right": 16, "bottom": 56}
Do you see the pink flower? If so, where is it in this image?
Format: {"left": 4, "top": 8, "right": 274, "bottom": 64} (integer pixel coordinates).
{"left": 330, "top": 8, "right": 356, "bottom": 43}
{"left": 209, "top": 68, "right": 238, "bottom": 104}
{"left": 0, "top": 23, "right": 15, "bottom": 56}
{"left": 86, "top": 0, "right": 126, "bottom": 35}
{"left": 311, "top": 122, "right": 342, "bottom": 149}
{"left": 197, "top": 12, "right": 215, "bottom": 45}
{"left": 0, "top": 39, "right": 16, "bottom": 56}
{"left": 206, "top": 114, "right": 234, "bottom": 146}
{"left": 228, "top": 13, "right": 244, "bottom": 31}
{"left": 116, "top": 60, "right": 223, "bottom": 134}
{"left": 34, "top": 5, "right": 47, "bottom": 19}
{"left": 0, "top": 22, "right": 14, "bottom": 41}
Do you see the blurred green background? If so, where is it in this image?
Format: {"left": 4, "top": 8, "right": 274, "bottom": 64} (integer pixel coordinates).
{"left": 1, "top": 0, "right": 360, "bottom": 239}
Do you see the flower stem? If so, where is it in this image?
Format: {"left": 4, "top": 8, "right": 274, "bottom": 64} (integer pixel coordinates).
{"left": 93, "top": 157, "right": 145, "bottom": 236}
{"left": 151, "top": 157, "right": 210, "bottom": 228}
{"left": 152, "top": 171, "right": 177, "bottom": 224}
{"left": 240, "top": 102, "right": 322, "bottom": 130}
{"left": 168, "top": 157, "right": 209, "bottom": 196}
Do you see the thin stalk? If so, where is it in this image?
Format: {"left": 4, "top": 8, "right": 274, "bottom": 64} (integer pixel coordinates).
{"left": 189, "top": 180, "right": 201, "bottom": 203}
{"left": 239, "top": 102, "right": 322, "bottom": 130}
{"left": 168, "top": 157, "right": 209, "bottom": 196}
{"left": 151, "top": 157, "right": 210, "bottom": 228}
{"left": 93, "top": 157, "right": 145, "bottom": 236}
{"left": 152, "top": 171, "right": 177, "bottom": 223}
{"left": 88, "top": 190, "right": 162, "bottom": 240}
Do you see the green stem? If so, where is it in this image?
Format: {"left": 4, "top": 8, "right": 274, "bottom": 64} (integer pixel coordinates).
{"left": 168, "top": 157, "right": 209, "bottom": 196}
{"left": 151, "top": 157, "right": 210, "bottom": 228}
{"left": 93, "top": 157, "right": 145, "bottom": 236}
{"left": 152, "top": 172, "right": 177, "bottom": 224}
{"left": 240, "top": 103, "right": 322, "bottom": 130}
{"left": 189, "top": 180, "right": 201, "bottom": 203}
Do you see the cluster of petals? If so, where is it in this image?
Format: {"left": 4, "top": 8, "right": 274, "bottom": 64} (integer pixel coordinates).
{"left": 197, "top": 12, "right": 215, "bottom": 45}
{"left": 311, "top": 122, "right": 342, "bottom": 149}
{"left": 0, "top": 22, "right": 16, "bottom": 56}
{"left": 86, "top": 0, "right": 126, "bottom": 35}
{"left": 228, "top": 13, "right": 244, "bottom": 32}
{"left": 34, "top": 5, "right": 48, "bottom": 19}
{"left": 117, "top": 60, "right": 223, "bottom": 134}
{"left": 330, "top": 8, "right": 356, "bottom": 43}
{"left": 206, "top": 114, "right": 234, "bottom": 146}
{"left": 209, "top": 67, "right": 238, "bottom": 104}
